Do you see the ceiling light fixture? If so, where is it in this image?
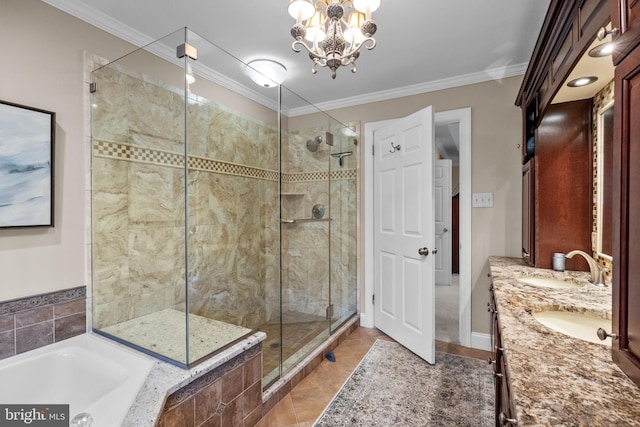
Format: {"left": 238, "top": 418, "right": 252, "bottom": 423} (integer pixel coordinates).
{"left": 245, "top": 59, "right": 288, "bottom": 88}
{"left": 588, "top": 42, "right": 615, "bottom": 57}
{"left": 288, "top": 0, "right": 381, "bottom": 79}
{"left": 567, "top": 76, "right": 598, "bottom": 87}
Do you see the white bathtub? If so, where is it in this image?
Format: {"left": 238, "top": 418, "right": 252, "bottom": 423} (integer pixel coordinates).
{"left": 0, "top": 333, "right": 154, "bottom": 427}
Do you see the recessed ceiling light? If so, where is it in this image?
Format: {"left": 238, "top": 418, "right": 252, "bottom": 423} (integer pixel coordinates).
{"left": 244, "top": 59, "right": 287, "bottom": 88}
{"left": 588, "top": 42, "right": 615, "bottom": 57}
{"left": 567, "top": 76, "right": 598, "bottom": 87}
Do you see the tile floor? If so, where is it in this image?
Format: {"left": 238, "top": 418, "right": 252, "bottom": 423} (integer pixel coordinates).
{"left": 256, "top": 326, "right": 490, "bottom": 427}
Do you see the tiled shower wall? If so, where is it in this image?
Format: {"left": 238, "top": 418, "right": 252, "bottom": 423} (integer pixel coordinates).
{"left": 91, "top": 65, "right": 280, "bottom": 330}
{"left": 281, "top": 127, "right": 358, "bottom": 319}
{"left": 91, "top": 63, "right": 357, "bottom": 335}
{"left": 0, "top": 287, "right": 86, "bottom": 360}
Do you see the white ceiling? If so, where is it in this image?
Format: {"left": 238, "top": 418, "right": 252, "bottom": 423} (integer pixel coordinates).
{"left": 44, "top": 0, "right": 551, "bottom": 115}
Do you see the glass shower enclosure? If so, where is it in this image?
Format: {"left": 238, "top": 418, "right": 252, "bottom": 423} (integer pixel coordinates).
{"left": 90, "top": 28, "right": 357, "bottom": 386}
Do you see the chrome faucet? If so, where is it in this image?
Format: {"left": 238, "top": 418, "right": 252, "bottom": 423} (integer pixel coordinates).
{"left": 565, "top": 250, "right": 604, "bottom": 285}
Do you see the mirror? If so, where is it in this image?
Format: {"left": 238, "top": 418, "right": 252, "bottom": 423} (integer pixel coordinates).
{"left": 596, "top": 101, "right": 614, "bottom": 259}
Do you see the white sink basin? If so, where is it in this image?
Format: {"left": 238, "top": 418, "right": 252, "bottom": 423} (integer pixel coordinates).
{"left": 517, "top": 276, "right": 582, "bottom": 289}
{"left": 532, "top": 310, "right": 611, "bottom": 345}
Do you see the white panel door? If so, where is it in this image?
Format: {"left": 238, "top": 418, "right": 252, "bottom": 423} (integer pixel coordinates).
{"left": 434, "top": 159, "right": 452, "bottom": 285}
{"left": 373, "top": 106, "right": 435, "bottom": 364}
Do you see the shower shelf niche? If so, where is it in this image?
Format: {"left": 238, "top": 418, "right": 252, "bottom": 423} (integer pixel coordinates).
{"left": 280, "top": 218, "right": 332, "bottom": 224}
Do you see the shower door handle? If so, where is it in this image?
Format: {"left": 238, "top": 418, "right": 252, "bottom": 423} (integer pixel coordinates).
{"left": 418, "top": 247, "right": 429, "bottom": 256}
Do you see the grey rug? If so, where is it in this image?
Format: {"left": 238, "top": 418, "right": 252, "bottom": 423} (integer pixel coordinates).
{"left": 314, "top": 340, "right": 494, "bottom": 426}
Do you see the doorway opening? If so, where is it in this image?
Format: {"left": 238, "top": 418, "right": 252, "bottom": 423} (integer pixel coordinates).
{"left": 362, "top": 108, "right": 472, "bottom": 348}
{"left": 434, "top": 121, "right": 460, "bottom": 343}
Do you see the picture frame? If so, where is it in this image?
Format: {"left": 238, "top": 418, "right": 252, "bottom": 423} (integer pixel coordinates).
{"left": 0, "top": 100, "right": 55, "bottom": 228}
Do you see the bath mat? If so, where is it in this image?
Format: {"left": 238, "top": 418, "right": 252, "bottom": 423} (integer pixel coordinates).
{"left": 314, "top": 339, "right": 494, "bottom": 426}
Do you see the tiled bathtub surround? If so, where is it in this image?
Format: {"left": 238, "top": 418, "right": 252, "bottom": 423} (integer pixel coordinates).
{"left": 157, "top": 344, "right": 263, "bottom": 427}
{"left": 0, "top": 287, "right": 86, "bottom": 360}
{"left": 118, "top": 316, "right": 359, "bottom": 427}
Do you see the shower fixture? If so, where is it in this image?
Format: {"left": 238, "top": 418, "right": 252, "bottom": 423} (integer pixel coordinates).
{"left": 331, "top": 151, "right": 353, "bottom": 166}
{"left": 306, "top": 135, "right": 323, "bottom": 152}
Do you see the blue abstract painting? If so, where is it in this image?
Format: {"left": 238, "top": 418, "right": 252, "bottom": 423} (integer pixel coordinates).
{"left": 0, "top": 101, "right": 54, "bottom": 228}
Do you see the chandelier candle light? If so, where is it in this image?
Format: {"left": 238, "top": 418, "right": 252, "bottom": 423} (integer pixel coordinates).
{"left": 288, "top": 0, "right": 381, "bottom": 78}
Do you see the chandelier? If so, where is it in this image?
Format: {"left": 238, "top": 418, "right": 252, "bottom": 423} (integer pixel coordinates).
{"left": 288, "top": 0, "right": 381, "bottom": 79}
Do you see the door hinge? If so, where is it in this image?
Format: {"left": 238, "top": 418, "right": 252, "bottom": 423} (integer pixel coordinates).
{"left": 372, "top": 144, "right": 375, "bottom": 156}
{"left": 326, "top": 304, "right": 334, "bottom": 320}
{"left": 89, "top": 82, "right": 97, "bottom": 93}
{"left": 372, "top": 294, "right": 375, "bottom": 305}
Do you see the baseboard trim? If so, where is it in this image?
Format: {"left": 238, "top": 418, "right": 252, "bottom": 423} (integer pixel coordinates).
{"left": 359, "top": 312, "right": 374, "bottom": 328}
{"left": 471, "top": 332, "right": 492, "bottom": 351}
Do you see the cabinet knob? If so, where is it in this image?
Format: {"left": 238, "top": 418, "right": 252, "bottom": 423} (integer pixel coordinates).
{"left": 597, "top": 26, "right": 620, "bottom": 41}
{"left": 499, "top": 412, "right": 517, "bottom": 425}
{"left": 488, "top": 358, "right": 496, "bottom": 365}
{"left": 596, "top": 327, "right": 619, "bottom": 341}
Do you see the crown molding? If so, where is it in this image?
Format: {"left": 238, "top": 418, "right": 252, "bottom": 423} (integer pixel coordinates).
{"left": 44, "top": 0, "right": 525, "bottom": 118}
{"left": 287, "top": 63, "right": 528, "bottom": 116}
{"left": 42, "top": 0, "right": 283, "bottom": 114}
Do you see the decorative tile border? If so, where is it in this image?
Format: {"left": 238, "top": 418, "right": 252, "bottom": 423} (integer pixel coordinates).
{"left": 94, "top": 140, "right": 184, "bottom": 169}
{"left": 591, "top": 80, "right": 614, "bottom": 283}
{"left": 0, "top": 287, "right": 85, "bottom": 316}
{"left": 93, "top": 139, "right": 356, "bottom": 183}
{"left": 189, "top": 155, "right": 279, "bottom": 181}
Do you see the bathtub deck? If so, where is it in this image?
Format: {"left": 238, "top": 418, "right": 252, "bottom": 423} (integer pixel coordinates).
{"left": 100, "top": 308, "right": 252, "bottom": 364}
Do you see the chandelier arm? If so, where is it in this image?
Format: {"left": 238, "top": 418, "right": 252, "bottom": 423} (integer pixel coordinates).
{"left": 341, "top": 36, "right": 375, "bottom": 58}
{"left": 292, "top": 39, "right": 328, "bottom": 61}
{"left": 361, "top": 37, "right": 376, "bottom": 51}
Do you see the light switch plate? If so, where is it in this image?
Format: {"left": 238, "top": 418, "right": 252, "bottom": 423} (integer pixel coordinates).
{"left": 472, "top": 192, "right": 494, "bottom": 208}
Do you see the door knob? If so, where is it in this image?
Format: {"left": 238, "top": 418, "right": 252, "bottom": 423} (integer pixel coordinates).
{"left": 597, "top": 328, "right": 618, "bottom": 341}
{"left": 418, "top": 247, "right": 429, "bottom": 256}
{"left": 432, "top": 248, "right": 438, "bottom": 254}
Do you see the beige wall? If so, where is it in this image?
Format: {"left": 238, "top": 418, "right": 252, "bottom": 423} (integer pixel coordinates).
{"left": 292, "top": 77, "right": 524, "bottom": 335}
{"left": 0, "top": 0, "right": 137, "bottom": 301}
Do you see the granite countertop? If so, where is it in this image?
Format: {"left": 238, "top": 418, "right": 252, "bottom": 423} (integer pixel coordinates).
{"left": 489, "top": 256, "right": 640, "bottom": 426}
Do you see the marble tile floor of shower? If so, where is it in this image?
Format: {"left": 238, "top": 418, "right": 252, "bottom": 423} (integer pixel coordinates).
{"left": 259, "top": 311, "right": 329, "bottom": 385}
{"left": 99, "top": 308, "right": 252, "bottom": 363}
{"left": 256, "top": 326, "right": 490, "bottom": 427}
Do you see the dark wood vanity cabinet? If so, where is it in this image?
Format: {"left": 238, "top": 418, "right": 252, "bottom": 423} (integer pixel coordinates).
{"left": 534, "top": 100, "right": 594, "bottom": 271}
{"left": 516, "top": 0, "right": 609, "bottom": 270}
{"left": 490, "top": 287, "right": 516, "bottom": 426}
{"left": 610, "top": 0, "right": 640, "bottom": 389}
{"left": 520, "top": 100, "right": 593, "bottom": 271}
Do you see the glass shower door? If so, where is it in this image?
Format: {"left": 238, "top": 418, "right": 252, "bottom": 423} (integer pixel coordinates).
{"left": 329, "top": 122, "right": 358, "bottom": 332}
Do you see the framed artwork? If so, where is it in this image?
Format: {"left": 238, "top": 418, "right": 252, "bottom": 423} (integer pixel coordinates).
{"left": 0, "top": 100, "right": 55, "bottom": 228}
